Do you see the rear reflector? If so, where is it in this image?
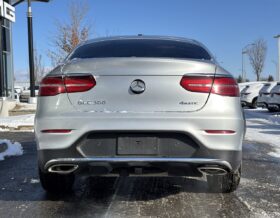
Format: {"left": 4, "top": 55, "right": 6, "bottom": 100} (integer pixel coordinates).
{"left": 41, "top": 129, "right": 72, "bottom": 133}
{"left": 180, "top": 75, "right": 239, "bottom": 97}
{"left": 205, "top": 130, "right": 236, "bottom": 134}
{"left": 39, "top": 75, "right": 96, "bottom": 96}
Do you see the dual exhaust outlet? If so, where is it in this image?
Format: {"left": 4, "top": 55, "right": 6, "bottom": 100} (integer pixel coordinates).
{"left": 48, "top": 164, "right": 228, "bottom": 176}
{"left": 198, "top": 166, "right": 228, "bottom": 175}
{"left": 48, "top": 164, "right": 79, "bottom": 174}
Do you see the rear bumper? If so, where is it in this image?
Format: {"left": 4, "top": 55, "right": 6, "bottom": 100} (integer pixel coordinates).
{"left": 38, "top": 146, "right": 242, "bottom": 176}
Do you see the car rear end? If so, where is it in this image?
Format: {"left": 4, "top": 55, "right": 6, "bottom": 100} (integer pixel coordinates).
{"left": 35, "top": 36, "right": 245, "bottom": 193}
{"left": 268, "top": 82, "right": 280, "bottom": 112}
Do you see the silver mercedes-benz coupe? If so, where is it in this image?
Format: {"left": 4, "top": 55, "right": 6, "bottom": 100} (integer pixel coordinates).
{"left": 35, "top": 36, "right": 245, "bottom": 193}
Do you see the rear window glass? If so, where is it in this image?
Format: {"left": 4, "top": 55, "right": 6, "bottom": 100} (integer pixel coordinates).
{"left": 69, "top": 39, "right": 212, "bottom": 60}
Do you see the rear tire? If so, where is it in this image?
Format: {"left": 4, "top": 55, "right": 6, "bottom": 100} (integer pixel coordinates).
{"left": 250, "top": 98, "right": 257, "bottom": 109}
{"left": 207, "top": 166, "right": 241, "bottom": 193}
{"left": 39, "top": 168, "right": 75, "bottom": 194}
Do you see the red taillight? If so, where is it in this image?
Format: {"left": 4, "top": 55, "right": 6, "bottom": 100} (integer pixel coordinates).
{"left": 65, "top": 75, "right": 96, "bottom": 93}
{"left": 39, "top": 75, "right": 96, "bottom": 96}
{"left": 41, "top": 129, "right": 72, "bottom": 133}
{"left": 180, "top": 75, "right": 239, "bottom": 97}
{"left": 180, "top": 76, "right": 213, "bottom": 93}
{"left": 212, "top": 77, "right": 240, "bottom": 97}
{"left": 39, "top": 76, "right": 66, "bottom": 96}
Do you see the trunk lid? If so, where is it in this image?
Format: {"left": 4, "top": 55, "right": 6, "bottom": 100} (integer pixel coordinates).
{"left": 63, "top": 58, "right": 217, "bottom": 113}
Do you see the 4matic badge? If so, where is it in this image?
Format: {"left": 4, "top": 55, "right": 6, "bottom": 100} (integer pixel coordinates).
{"left": 179, "top": 101, "right": 198, "bottom": 105}
{"left": 78, "top": 100, "right": 106, "bottom": 105}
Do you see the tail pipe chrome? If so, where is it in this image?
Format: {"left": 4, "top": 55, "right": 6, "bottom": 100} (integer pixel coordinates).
{"left": 198, "top": 166, "right": 228, "bottom": 176}
{"left": 48, "top": 164, "right": 78, "bottom": 174}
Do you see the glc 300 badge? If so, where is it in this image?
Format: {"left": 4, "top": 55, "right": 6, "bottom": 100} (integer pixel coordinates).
{"left": 78, "top": 100, "right": 106, "bottom": 105}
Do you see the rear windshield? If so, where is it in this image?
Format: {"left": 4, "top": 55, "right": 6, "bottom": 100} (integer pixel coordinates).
{"left": 69, "top": 39, "right": 212, "bottom": 60}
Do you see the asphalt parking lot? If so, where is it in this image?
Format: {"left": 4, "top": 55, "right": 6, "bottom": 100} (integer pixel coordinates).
{"left": 0, "top": 112, "right": 280, "bottom": 217}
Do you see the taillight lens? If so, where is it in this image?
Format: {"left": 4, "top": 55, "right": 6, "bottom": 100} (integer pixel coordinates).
{"left": 180, "top": 76, "right": 213, "bottom": 93}
{"left": 39, "top": 75, "right": 96, "bottom": 96}
{"left": 65, "top": 75, "right": 96, "bottom": 93}
{"left": 212, "top": 77, "right": 240, "bottom": 97}
{"left": 180, "top": 75, "right": 239, "bottom": 97}
{"left": 39, "top": 76, "right": 66, "bottom": 96}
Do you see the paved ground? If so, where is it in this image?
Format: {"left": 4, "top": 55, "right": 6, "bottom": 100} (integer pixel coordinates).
{"left": 0, "top": 114, "right": 280, "bottom": 217}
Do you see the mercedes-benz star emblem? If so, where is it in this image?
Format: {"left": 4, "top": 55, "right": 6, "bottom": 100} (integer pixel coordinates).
{"left": 130, "top": 79, "right": 146, "bottom": 94}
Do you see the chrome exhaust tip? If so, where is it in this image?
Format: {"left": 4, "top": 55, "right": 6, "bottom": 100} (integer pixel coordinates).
{"left": 48, "top": 164, "right": 78, "bottom": 174}
{"left": 198, "top": 166, "right": 228, "bottom": 176}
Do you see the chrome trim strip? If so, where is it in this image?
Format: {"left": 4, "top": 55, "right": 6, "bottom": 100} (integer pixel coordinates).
{"left": 45, "top": 157, "right": 232, "bottom": 171}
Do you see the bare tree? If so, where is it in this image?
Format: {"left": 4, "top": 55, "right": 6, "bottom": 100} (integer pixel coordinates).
{"left": 48, "top": 0, "right": 91, "bottom": 66}
{"left": 247, "top": 39, "right": 267, "bottom": 81}
{"left": 34, "top": 49, "right": 46, "bottom": 83}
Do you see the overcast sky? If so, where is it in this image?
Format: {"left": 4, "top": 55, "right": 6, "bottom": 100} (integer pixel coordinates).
{"left": 12, "top": 0, "right": 280, "bottom": 81}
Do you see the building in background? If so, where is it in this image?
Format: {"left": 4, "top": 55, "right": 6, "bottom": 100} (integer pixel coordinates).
{"left": 0, "top": 0, "right": 15, "bottom": 98}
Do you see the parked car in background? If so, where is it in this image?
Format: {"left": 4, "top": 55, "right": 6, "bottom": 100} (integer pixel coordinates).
{"left": 241, "top": 82, "right": 266, "bottom": 108}
{"left": 238, "top": 82, "right": 251, "bottom": 93}
{"left": 14, "top": 86, "right": 23, "bottom": 94}
{"left": 36, "top": 36, "right": 245, "bottom": 194}
{"left": 19, "top": 86, "right": 39, "bottom": 102}
{"left": 257, "top": 82, "right": 278, "bottom": 111}
{"left": 267, "top": 82, "right": 280, "bottom": 112}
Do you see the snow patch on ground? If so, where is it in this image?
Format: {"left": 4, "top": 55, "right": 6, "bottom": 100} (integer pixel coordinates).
{"left": 268, "top": 149, "right": 280, "bottom": 158}
{"left": 30, "top": 178, "right": 40, "bottom": 184}
{"left": 268, "top": 114, "right": 280, "bottom": 125}
{"left": 15, "top": 103, "right": 37, "bottom": 111}
{"left": 0, "top": 114, "right": 34, "bottom": 130}
{"left": 0, "top": 139, "right": 23, "bottom": 161}
{"left": 245, "top": 109, "right": 280, "bottom": 158}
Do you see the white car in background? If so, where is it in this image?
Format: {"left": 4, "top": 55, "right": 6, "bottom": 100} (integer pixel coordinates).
{"left": 238, "top": 83, "right": 248, "bottom": 93}
{"left": 257, "top": 82, "right": 278, "bottom": 112}
{"left": 241, "top": 82, "right": 266, "bottom": 108}
{"left": 267, "top": 82, "right": 280, "bottom": 112}
{"left": 14, "top": 86, "right": 23, "bottom": 94}
{"left": 19, "top": 86, "right": 39, "bottom": 102}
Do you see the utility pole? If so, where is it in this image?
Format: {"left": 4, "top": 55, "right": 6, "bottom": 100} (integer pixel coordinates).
{"left": 12, "top": 0, "right": 50, "bottom": 103}
{"left": 27, "top": 0, "right": 36, "bottom": 103}
{"left": 274, "top": 35, "right": 280, "bottom": 81}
